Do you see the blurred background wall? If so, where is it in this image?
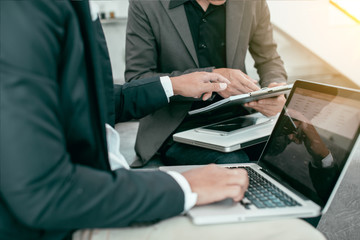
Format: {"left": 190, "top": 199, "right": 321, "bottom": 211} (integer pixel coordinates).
{"left": 91, "top": 0, "right": 360, "bottom": 88}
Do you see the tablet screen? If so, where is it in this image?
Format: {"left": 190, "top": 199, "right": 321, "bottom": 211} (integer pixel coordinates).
{"left": 201, "top": 116, "right": 259, "bottom": 133}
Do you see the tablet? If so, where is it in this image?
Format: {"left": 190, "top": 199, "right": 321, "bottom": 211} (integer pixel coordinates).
{"left": 188, "top": 83, "right": 293, "bottom": 115}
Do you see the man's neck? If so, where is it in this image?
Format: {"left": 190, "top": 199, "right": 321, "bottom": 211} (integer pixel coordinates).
{"left": 196, "top": 0, "right": 210, "bottom": 11}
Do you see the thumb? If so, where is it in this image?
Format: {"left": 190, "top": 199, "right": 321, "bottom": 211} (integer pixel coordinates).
{"left": 200, "top": 83, "right": 227, "bottom": 101}
{"left": 202, "top": 92, "right": 212, "bottom": 101}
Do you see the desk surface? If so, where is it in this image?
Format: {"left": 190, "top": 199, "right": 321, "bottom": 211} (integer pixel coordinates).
{"left": 268, "top": 0, "right": 360, "bottom": 87}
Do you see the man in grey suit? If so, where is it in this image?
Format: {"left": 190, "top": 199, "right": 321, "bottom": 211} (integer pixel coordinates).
{"left": 125, "top": 0, "right": 288, "bottom": 166}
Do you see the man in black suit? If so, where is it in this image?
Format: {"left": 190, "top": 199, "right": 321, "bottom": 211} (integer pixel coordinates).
{"left": 0, "top": 1, "right": 324, "bottom": 240}
{"left": 0, "top": 1, "right": 248, "bottom": 239}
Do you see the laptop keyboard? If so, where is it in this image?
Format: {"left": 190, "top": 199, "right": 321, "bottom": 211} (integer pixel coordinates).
{"left": 228, "top": 166, "right": 301, "bottom": 209}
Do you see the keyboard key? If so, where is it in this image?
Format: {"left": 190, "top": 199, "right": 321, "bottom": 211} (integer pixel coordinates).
{"left": 229, "top": 166, "right": 301, "bottom": 209}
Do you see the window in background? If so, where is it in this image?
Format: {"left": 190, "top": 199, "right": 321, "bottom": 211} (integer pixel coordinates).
{"left": 330, "top": 0, "right": 360, "bottom": 23}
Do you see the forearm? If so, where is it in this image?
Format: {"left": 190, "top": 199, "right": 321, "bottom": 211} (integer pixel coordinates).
{"left": 253, "top": 50, "right": 287, "bottom": 87}
{"left": 114, "top": 77, "right": 169, "bottom": 122}
{"left": 249, "top": 0, "right": 287, "bottom": 87}
{"left": 2, "top": 163, "right": 184, "bottom": 229}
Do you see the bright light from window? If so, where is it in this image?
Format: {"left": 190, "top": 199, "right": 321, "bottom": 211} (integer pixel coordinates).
{"left": 330, "top": 0, "right": 360, "bottom": 23}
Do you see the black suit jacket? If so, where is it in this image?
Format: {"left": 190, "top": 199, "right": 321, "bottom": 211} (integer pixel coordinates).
{"left": 0, "top": 1, "right": 184, "bottom": 239}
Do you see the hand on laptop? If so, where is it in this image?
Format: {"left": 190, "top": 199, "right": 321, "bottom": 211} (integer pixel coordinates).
{"left": 170, "top": 72, "right": 230, "bottom": 101}
{"left": 244, "top": 82, "right": 287, "bottom": 117}
{"left": 182, "top": 164, "right": 249, "bottom": 205}
{"left": 213, "top": 68, "right": 260, "bottom": 98}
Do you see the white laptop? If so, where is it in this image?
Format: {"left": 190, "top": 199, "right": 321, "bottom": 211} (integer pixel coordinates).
{"left": 173, "top": 85, "right": 293, "bottom": 153}
{"left": 161, "top": 80, "right": 360, "bottom": 225}
{"left": 173, "top": 112, "right": 276, "bottom": 152}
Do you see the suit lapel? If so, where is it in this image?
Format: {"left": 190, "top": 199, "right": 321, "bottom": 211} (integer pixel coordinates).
{"left": 70, "top": 1, "right": 110, "bottom": 169}
{"left": 226, "top": 0, "right": 245, "bottom": 67}
{"left": 160, "top": 0, "right": 199, "bottom": 67}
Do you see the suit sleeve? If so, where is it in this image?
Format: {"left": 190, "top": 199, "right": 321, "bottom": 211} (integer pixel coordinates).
{"left": 113, "top": 79, "right": 169, "bottom": 122}
{"left": 0, "top": 1, "right": 184, "bottom": 229}
{"left": 125, "top": 0, "right": 213, "bottom": 82}
{"left": 248, "top": 0, "right": 287, "bottom": 87}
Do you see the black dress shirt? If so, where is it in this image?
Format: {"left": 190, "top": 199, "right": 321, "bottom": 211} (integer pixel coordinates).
{"left": 168, "top": 0, "right": 247, "bottom": 131}
{"left": 169, "top": 0, "right": 226, "bottom": 68}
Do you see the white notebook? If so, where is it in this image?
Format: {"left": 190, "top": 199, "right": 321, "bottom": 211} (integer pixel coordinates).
{"left": 173, "top": 113, "right": 276, "bottom": 152}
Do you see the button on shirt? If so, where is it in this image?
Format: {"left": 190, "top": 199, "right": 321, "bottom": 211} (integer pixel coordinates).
{"left": 169, "top": 0, "right": 228, "bottom": 129}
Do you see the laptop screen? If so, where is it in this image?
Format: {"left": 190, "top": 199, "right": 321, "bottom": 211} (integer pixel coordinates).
{"left": 258, "top": 80, "right": 360, "bottom": 207}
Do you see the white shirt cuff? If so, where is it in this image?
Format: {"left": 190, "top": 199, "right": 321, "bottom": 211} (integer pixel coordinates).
{"left": 165, "top": 171, "right": 198, "bottom": 213}
{"left": 321, "top": 152, "right": 334, "bottom": 168}
{"left": 105, "top": 124, "right": 130, "bottom": 170}
{"left": 160, "top": 76, "right": 174, "bottom": 102}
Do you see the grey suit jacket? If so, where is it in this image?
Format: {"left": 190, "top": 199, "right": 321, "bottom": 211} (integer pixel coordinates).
{"left": 0, "top": 1, "right": 183, "bottom": 239}
{"left": 125, "top": 0, "right": 287, "bottom": 163}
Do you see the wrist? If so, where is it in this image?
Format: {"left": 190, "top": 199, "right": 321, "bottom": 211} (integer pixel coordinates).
{"left": 166, "top": 171, "right": 198, "bottom": 212}
{"left": 212, "top": 68, "right": 222, "bottom": 74}
{"left": 213, "top": 68, "right": 229, "bottom": 79}
{"left": 169, "top": 76, "right": 181, "bottom": 96}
